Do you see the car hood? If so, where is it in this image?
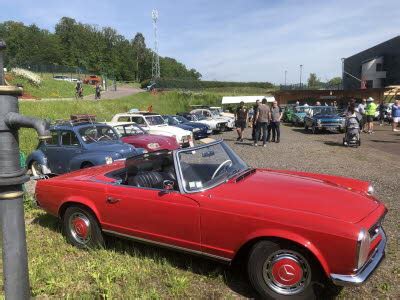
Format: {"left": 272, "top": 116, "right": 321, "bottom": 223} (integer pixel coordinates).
{"left": 183, "top": 122, "right": 208, "bottom": 129}
{"left": 149, "top": 125, "right": 190, "bottom": 136}
{"left": 208, "top": 169, "right": 379, "bottom": 223}
{"left": 172, "top": 124, "right": 194, "bottom": 131}
{"left": 121, "top": 134, "right": 177, "bottom": 148}
{"left": 314, "top": 114, "right": 343, "bottom": 119}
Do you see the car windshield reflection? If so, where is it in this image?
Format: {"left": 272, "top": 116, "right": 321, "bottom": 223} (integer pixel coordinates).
{"left": 79, "top": 125, "right": 119, "bottom": 143}
{"left": 177, "top": 141, "right": 248, "bottom": 192}
{"left": 114, "top": 124, "right": 147, "bottom": 137}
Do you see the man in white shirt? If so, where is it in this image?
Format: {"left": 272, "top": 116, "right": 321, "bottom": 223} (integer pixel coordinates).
{"left": 358, "top": 99, "right": 367, "bottom": 132}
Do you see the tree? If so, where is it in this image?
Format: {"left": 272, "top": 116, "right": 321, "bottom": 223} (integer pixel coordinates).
{"left": 307, "top": 73, "right": 325, "bottom": 89}
{"left": 326, "top": 77, "right": 342, "bottom": 88}
{"left": 132, "top": 33, "right": 146, "bottom": 81}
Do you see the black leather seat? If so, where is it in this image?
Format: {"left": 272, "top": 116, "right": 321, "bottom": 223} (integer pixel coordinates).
{"left": 128, "top": 171, "right": 164, "bottom": 189}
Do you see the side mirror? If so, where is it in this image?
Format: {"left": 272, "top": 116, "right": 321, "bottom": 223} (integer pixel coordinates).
{"left": 163, "top": 180, "right": 175, "bottom": 191}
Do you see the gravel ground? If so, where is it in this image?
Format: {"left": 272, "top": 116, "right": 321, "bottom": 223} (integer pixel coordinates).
{"left": 215, "top": 124, "right": 400, "bottom": 298}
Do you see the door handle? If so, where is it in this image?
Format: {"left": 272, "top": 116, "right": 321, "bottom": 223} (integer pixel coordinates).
{"left": 106, "top": 196, "right": 120, "bottom": 204}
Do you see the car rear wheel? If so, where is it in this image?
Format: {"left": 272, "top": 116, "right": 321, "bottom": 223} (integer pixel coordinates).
{"left": 247, "top": 240, "right": 323, "bottom": 299}
{"left": 63, "top": 206, "right": 104, "bottom": 249}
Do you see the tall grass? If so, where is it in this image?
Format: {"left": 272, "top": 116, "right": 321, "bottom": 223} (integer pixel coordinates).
{"left": 19, "top": 91, "right": 221, "bottom": 155}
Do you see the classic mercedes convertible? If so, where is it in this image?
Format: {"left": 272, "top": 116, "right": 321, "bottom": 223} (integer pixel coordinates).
{"left": 35, "top": 140, "right": 387, "bottom": 299}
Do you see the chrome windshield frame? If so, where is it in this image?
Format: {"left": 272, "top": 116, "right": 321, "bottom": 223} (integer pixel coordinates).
{"left": 173, "top": 140, "right": 247, "bottom": 194}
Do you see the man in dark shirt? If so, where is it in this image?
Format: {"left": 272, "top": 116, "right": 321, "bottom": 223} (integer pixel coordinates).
{"left": 235, "top": 101, "right": 248, "bottom": 142}
{"left": 252, "top": 100, "right": 260, "bottom": 141}
{"left": 269, "top": 101, "right": 283, "bottom": 143}
{"left": 254, "top": 98, "right": 271, "bottom": 147}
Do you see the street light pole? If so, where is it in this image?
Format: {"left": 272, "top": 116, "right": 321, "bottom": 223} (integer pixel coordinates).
{"left": 341, "top": 58, "right": 345, "bottom": 89}
{"left": 299, "top": 64, "right": 303, "bottom": 89}
{"left": 284, "top": 70, "right": 287, "bottom": 86}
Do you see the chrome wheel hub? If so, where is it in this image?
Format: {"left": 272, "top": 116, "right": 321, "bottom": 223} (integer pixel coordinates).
{"left": 263, "top": 250, "right": 311, "bottom": 295}
{"left": 69, "top": 213, "right": 91, "bottom": 244}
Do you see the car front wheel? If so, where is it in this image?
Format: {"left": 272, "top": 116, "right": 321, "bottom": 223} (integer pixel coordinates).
{"left": 63, "top": 206, "right": 104, "bottom": 249}
{"left": 247, "top": 240, "right": 323, "bottom": 300}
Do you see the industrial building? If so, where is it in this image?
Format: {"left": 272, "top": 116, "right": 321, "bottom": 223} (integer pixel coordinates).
{"left": 343, "top": 36, "right": 400, "bottom": 90}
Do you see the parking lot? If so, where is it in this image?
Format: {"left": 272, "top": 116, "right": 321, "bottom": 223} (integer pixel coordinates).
{"left": 215, "top": 123, "right": 399, "bottom": 298}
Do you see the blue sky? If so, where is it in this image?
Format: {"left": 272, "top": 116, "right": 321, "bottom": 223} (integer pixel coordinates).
{"left": 1, "top": 0, "right": 399, "bottom": 83}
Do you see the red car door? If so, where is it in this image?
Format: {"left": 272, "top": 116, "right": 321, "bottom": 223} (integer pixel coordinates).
{"left": 101, "top": 185, "right": 202, "bottom": 252}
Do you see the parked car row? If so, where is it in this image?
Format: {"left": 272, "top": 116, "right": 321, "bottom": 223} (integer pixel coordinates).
{"left": 27, "top": 107, "right": 237, "bottom": 176}
{"left": 283, "top": 105, "right": 346, "bottom": 134}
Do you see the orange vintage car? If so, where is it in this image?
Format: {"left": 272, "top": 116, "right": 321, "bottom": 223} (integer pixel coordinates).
{"left": 83, "top": 75, "right": 102, "bottom": 85}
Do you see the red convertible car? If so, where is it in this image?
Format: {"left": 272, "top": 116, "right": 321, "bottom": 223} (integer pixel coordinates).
{"left": 111, "top": 123, "right": 179, "bottom": 152}
{"left": 35, "top": 140, "right": 387, "bottom": 299}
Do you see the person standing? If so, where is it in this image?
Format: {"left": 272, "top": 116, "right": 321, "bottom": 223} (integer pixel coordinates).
{"left": 392, "top": 100, "right": 400, "bottom": 131}
{"left": 252, "top": 100, "right": 260, "bottom": 141}
{"left": 358, "top": 99, "right": 367, "bottom": 132}
{"left": 365, "top": 97, "right": 377, "bottom": 134}
{"left": 269, "top": 101, "right": 283, "bottom": 143}
{"left": 235, "top": 101, "right": 248, "bottom": 142}
{"left": 377, "top": 100, "right": 386, "bottom": 126}
{"left": 95, "top": 83, "right": 101, "bottom": 100}
{"left": 254, "top": 98, "right": 271, "bottom": 147}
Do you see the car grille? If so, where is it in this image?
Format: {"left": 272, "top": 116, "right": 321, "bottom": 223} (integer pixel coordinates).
{"left": 216, "top": 122, "right": 227, "bottom": 130}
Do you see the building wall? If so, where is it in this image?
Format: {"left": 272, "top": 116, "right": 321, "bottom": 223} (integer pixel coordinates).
{"left": 343, "top": 36, "right": 400, "bottom": 90}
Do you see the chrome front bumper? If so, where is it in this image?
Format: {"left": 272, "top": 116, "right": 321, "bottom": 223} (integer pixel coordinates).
{"left": 330, "top": 229, "right": 386, "bottom": 286}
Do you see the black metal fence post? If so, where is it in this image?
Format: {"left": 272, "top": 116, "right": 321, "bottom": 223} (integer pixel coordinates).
{"left": 0, "top": 40, "right": 51, "bottom": 300}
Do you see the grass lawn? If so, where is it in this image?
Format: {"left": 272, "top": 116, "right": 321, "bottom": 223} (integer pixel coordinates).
{"left": 8, "top": 72, "right": 95, "bottom": 99}
{"left": 0, "top": 203, "right": 240, "bottom": 298}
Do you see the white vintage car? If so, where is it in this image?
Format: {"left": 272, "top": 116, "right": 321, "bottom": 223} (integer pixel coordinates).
{"left": 110, "top": 113, "right": 193, "bottom": 147}
{"left": 190, "top": 108, "right": 235, "bottom": 130}
{"left": 209, "top": 106, "right": 235, "bottom": 119}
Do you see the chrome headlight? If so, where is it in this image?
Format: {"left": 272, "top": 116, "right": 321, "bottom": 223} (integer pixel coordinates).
{"left": 147, "top": 142, "right": 160, "bottom": 150}
{"left": 367, "top": 185, "right": 374, "bottom": 195}
{"left": 356, "top": 228, "right": 371, "bottom": 269}
{"left": 105, "top": 156, "right": 113, "bottom": 165}
{"left": 317, "top": 119, "right": 322, "bottom": 125}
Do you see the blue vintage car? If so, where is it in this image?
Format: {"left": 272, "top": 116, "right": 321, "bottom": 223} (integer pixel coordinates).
{"left": 162, "top": 115, "right": 212, "bottom": 139}
{"left": 304, "top": 106, "right": 345, "bottom": 133}
{"left": 26, "top": 121, "right": 145, "bottom": 176}
{"left": 291, "top": 106, "right": 309, "bottom": 126}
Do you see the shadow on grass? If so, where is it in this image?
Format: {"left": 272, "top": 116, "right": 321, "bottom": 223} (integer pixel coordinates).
{"left": 32, "top": 213, "right": 257, "bottom": 298}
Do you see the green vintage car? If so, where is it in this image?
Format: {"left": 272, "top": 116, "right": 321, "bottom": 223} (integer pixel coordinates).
{"left": 282, "top": 105, "right": 296, "bottom": 122}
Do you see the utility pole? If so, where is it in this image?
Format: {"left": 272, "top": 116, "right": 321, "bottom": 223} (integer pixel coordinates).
{"left": 284, "top": 70, "right": 287, "bottom": 86}
{"left": 151, "top": 9, "right": 160, "bottom": 80}
{"left": 299, "top": 64, "right": 303, "bottom": 89}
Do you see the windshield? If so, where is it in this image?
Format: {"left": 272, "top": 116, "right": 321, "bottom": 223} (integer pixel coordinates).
{"left": 79, "top": 125, "right": 119, "bottom": 143}
{"left": 294, "top": 106, "right": 307, "bottom": 113}
{"left": 210, "top": 109, "right": 220, "bottom": 117}
{"left": 310, "top": 107, "right": 338, "bottom": 115}
{"left": 194, "top": 113, "right": 206, "bottom": 120}
{"left": 114, "top": 124, "right": 147, "bottom": 137}
{"left": 145, "top": 115, "right": 166, "bottom": 125}
{"left": 177, "top": 141, "right": 248, "bottom": 192}
{"left": 173, "top": 116, "right": 188, "bottom": 123}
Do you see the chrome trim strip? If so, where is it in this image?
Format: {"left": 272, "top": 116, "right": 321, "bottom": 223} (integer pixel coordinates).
{"left": 103, "top": 229, "right": 231, "bottom": 263}
{"left": 331, "top": 228, "right": 386, "bottom": 286}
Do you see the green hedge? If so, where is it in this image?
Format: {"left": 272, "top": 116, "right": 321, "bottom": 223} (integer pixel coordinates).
{"left": 141, "top": 78, "right": 274, "bottom": 90}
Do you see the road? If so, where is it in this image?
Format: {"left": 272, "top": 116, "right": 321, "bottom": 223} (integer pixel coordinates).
{"left": 84, "top": 86, "right": 144, "bottom": 100}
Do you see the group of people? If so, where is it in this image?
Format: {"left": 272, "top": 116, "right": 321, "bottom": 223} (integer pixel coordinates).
{"left": 75, "top": 81, "right": 102, "bottom": 100}
{"left": 347, "top": 97, "right": 399, "bottom": 134}
{"left": 234, "top": 98, "right": 283, "bottom": 147}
